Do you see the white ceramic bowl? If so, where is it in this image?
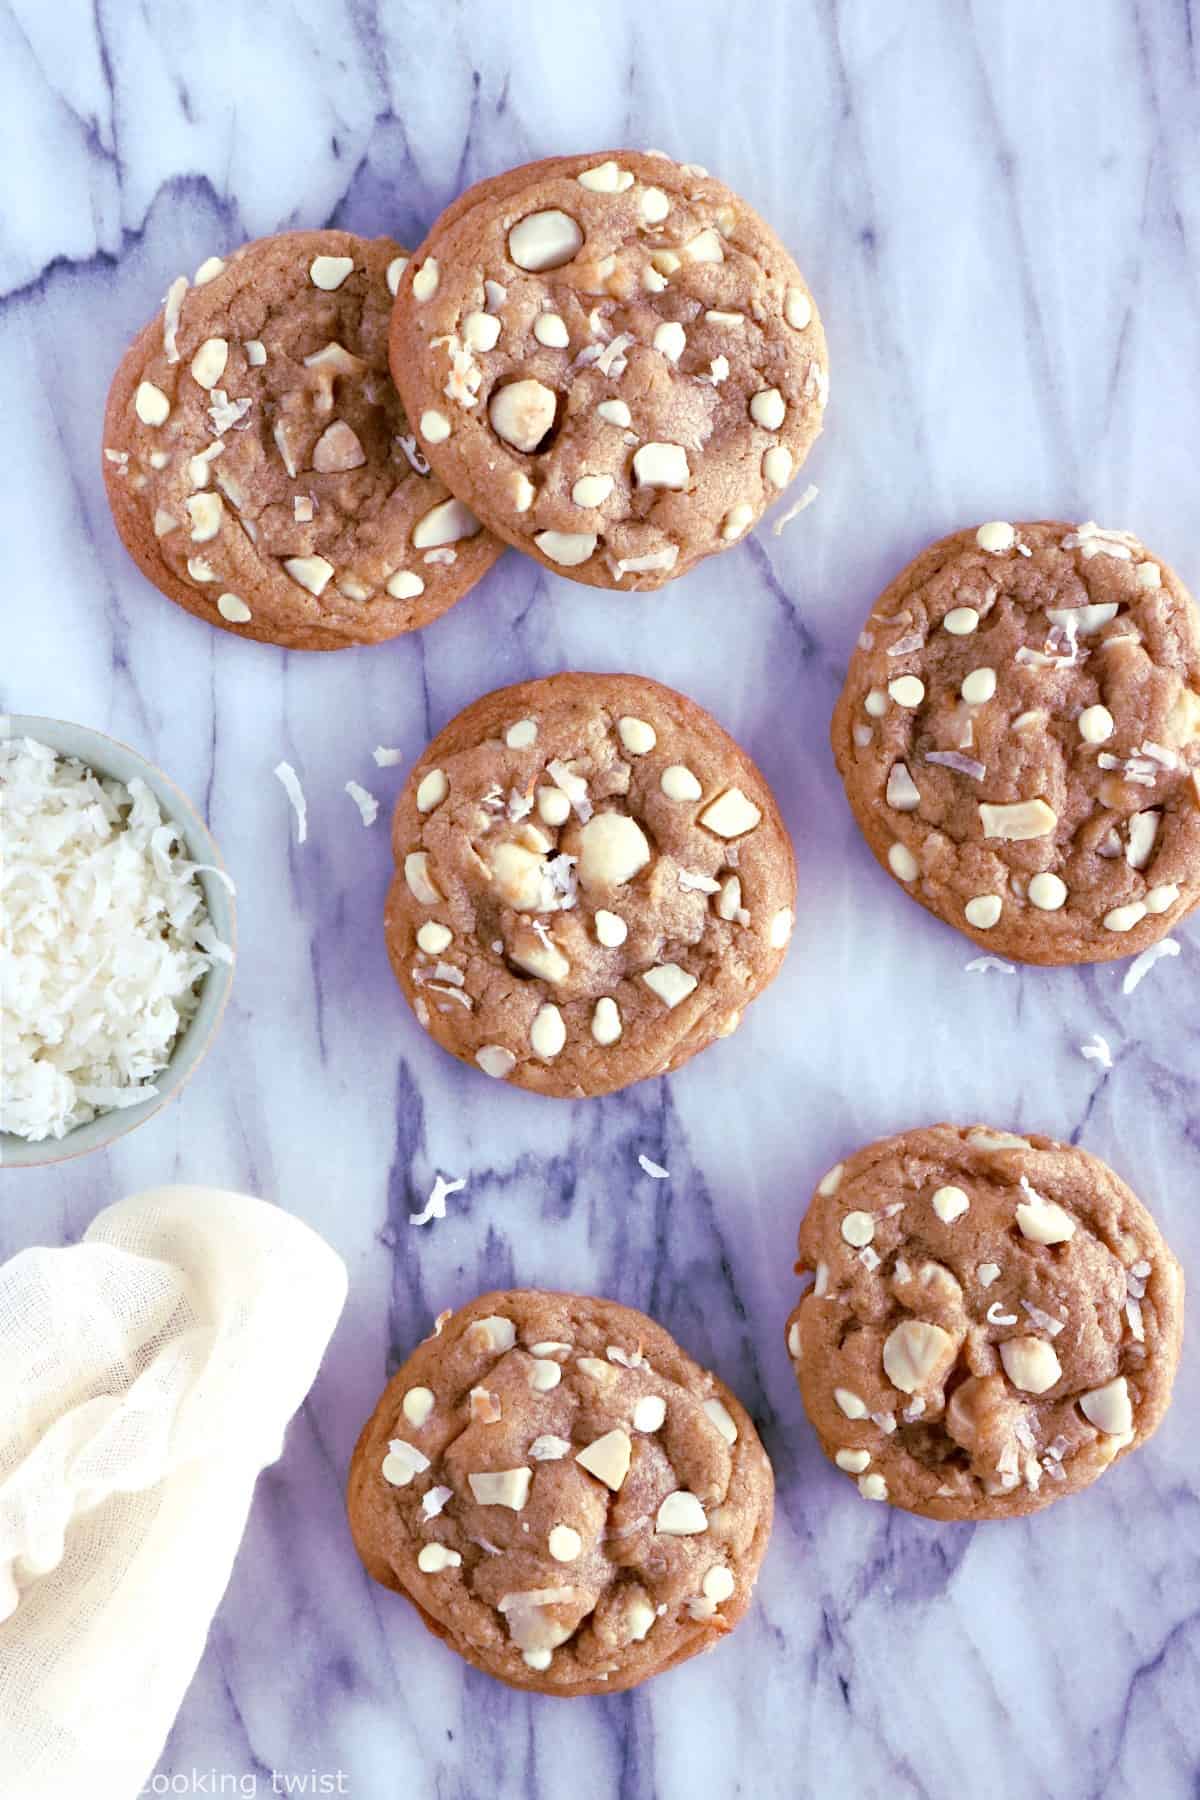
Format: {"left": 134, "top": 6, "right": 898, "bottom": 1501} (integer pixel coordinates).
{"left": 1, "top": 714, "right": 236, "bottom": 1168}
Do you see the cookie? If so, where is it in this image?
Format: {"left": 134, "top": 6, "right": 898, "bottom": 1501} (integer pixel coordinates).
{"left": 102, "top": 230, "right": 503, "bottom": 650}
{"left": 383, "top": 671, "right": 796, "bottom": 1097}
{"left": 388, "top": 150, "right": 827, "bottom": 590}
{"left": 347, "top": 1289, "right": 774, "bottom": 1695}
{"left": 785, "top": 1124, "right": 1184, "bottom": 1521}
{"left": 832, "top": 521, "right": 1200, "bottom": 964}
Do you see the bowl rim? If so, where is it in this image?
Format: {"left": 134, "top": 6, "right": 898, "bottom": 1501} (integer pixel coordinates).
{"left": 1, "top": 713, "right": 236, "bottom": 1169}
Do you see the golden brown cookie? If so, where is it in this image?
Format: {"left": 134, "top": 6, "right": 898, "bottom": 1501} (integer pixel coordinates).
{"left": 383, "top": 671, "right": 797, "bottom": 1097}
{"left": 347, "top": 1289, "right": 774, "bottom": 1695}
{"left": 785, "top": 1124, "right": 1184, "bottom": 1521}
{"left": 832, "top": 521, "right": 1200, "bottom": 964}
{"left": 102, "top": 230, "right": 503, "bottom": 649}
{"left": 388, "top": 150, "right": 827, "bottom": 590}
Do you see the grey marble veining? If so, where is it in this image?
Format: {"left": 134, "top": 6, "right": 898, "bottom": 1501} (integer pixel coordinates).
{"left": 2, "top": 1, "right": 1198, "bottom": 1795}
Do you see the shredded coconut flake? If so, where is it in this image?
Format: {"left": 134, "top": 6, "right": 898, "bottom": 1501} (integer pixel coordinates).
{"left": 1080, "top": 1032, "right": 1113, "bottom": 1069}
{"left": 638, "top": 1154, "right": 669, "bottom": 1180}
{"left": 1020, "top": 1299, "right": 1066, "bottom": 1337}
{"left": 965, "top": 956, "right": 1016, "bottom": 976}
{"left": 1122, "top": 938, "right": 1180, "bottom": 995}
{"left": 344, "top": 780, "right": 379, "bottom": 827}
{"left": 772, "top": 484, "right": 819, "bottom": 535}
{"left": 409, "top": 1172, "right": 466, "bottom": 1227}
{"left": 0, "top": 737, "right": 226, "bottom": 1141}
{"left": 887, "top": 632, "right": 926, "bottom": 657}
{"left": 924, "top": 750, "right": 986, "bottom": 780}
{"left": 273, "top": 761, "right": 308, "bottom": 844}
{"left": 373, "top": 746, "right": 405, "bottom": 767}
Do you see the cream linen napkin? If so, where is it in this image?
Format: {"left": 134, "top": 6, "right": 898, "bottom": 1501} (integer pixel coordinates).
{"left": 0, "top": 1186, "right": 348, "bottom": 1800}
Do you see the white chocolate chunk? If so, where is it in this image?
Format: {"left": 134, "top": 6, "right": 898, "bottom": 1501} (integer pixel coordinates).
{"left": 977, "top": 1263, "right": 1001, "bottom": 1288}
{"left": 403, "top": 1386, "right": 435, "bottom": 1427}
{"left": 932, "top": 1185, "right": 970, "bottom": 1224}
{"left": 1016, "top": 1186, "right": 1076, "bottom": 1244}
{"left": 858, "top": 1473, "right": 888, "bottom": 1502}
{"left": 381, "top": 1439, "right": 430, "bottom": 1487}
{"left": 762, "top": 445, "right": 792, "bottom": 487}
{"left": 135, "top": 381, "right": 170, "bottom": 426}
{"left": 1081, "top": 1376, "right": 1133, "bottom": 1436}
{"left": 413, "top": 497, "right": 480, "bottom": 549}
{"left": 594, "top": 909, "right": 627, "bottom": 948}
{"left": 961, "top": 667, "right": 998, "bottom": 706}
{"left": 1079, "top": 704, "right": 1115, "bottom": 743}
{"left": 750, "top": 388, "right": 786, "bottom": 430}
{"left": 655, "top": 1491, "right": 707, "bottom": 1535}
{"left": 186, "top": 494, "right": 223, "bottom": 542}
{"left": 504, "top": 717, "right": 538, "bottom": 750}
{"left": 153, "top": 509, "right": 177, "bottom": 537}
{"left": 462, "top": 310, "right": 502, "bottom": 352}
{"left": 421, "top": 1485, "right": 452, "bottom": 1521}
{"left": 834, "top": 1388, "right": 868, "bottom": 1420}
{"left": 944, "top": 606, "right": 979, "bottom": 635}
{"left": 652, "top": 320, "right": 686, "bottom": 363}
{"left": 468, "top": 1468, "right": 532, "bottom": 1511}
{"left": 1104, "top": 901, "right": 1147, "bottom": 932}
{"left": 533, "top": 312, "right": 570, "bottom": 349}
{"left": 632, "top": 1394, "right": 666, "bottom": 1432}
{"left": 840, "top": 1211, "right": 875, "bottom": 1247}
{"left": 883, "top": 1320, "right": 955, "bottom": 1394}
{"left": 888, "top": 842, "right": 920, "bottom": 883}
{"left": 886, "top": 763, "right": 921, "bottom": 812}
{"left": 186, "top": 558, "right": 215, "bottom": 582}
{"left": 979, "top": 799, "right": 1057, "bottom": 840}
{"left": 190, "top": 337, "right": 229, "bottom": 390}
{"left": 818, "top": 1164, "right": 844, "bottom": 1197}
{"left": 784, "top": 288, "right": 812, "bottom": 330}
{"left": 193, "top": 256, "right": 225, "bottom": 286}
{"left": 976, "top": 520, "right": 1016, "bottom": 553}
{"left": 633, "top": 442, "right": 689, "bottom": 488}
{"left": 640, "top": 185, "right": 671, "bottom": 224}
{"left": 412, "top": 258, "right": 439, "bottom": 301}
{"left": 591, "top": 996, "right": 622, "bottom": 1045}
{"left": 386, "top": 256, "right": 408, "bottom": 296}
{"left": 535, "top": 530, "right": 596, "bottom": 567}
{"left": 716, "top": 875, "right": 743, "bottom": 921}
{"left": 661, "top": 764, "right": 702, "bottom": 802}
{"left": 416, "top": 921, "right": 452, "bottom": 955}
{"left": 699, "top": 788, "right": 761, "bottom": 838}
{"left": 530, "top": 1004, "right": 566, "bottom": 1059}
{"left": 703, "top": 1398, "right": 738, "bottom": 1445}
{"left": 467, "top": 1315, "right": 517, "bottom": 1354}
{"left": 1126, "top": 810, "right": 1160, "bottom": 870}
{"left": 476, "top": 1045, "right": 517, "bottom": 1079}
{"left": 1028, "top": 871, "right": 1068, "bottom": 911}
{"left": 310, "top": 255, "right": 354, "bottom": 290}
{"left": 888, "top": 675, "right": 925, "bottom": 708}
{"left": 1146, "top": 882, "right": 1179, "bottom": 913}
{"left": 575, "top": 1428, "right": 632, "bottom": 1491}
{"left": 642, "top": 963, "right": 697, "bottom": 1008}
{"left": 416, "top": 769, "right": 448, "bottom": 813}
{"left": 283, "top": 554, "right": 334, "bottom": 596}
{"left": 313, "top": 420, "right": 366, "bottom": 471}
{"left": 512, "top": 472, "right": 535, "bottom": 513}
{"left": 420, "top": 408, "right": 452, "bottom": 444}
{"left": 721, "top": 502, "right": 755, "bottom": 541}
{"left": 864, "top": 689, "right": 888, "bottom": 718}
{"left": 509, "top": 210, "right": 583, "bottom": 272}
{"left": 529, "top": 1359, "right": 562, "bottom": 1394}
{"left": 417, "top": 1544, "right": 461, "bottom": 1573}
{"left": 387, "top": 569, "right": 425, "bottom": 601}
{"left": 835, "top": 1448, "right": 871, "bottom": 1474}
{"left": 572, "top": 472, "right": 615, "bottom": 508}
{"left": 999, "top": 1336, "right": 1061, "bottom": 1395}
{"left": 769, "top": 907, "right": 794, "bottom": 949}
{"left": 683, "top": 227, "right": 724, "bottom": 263}
{"left": 578, "top": 813, "right": 651, "bottom": 889}
{"left": 216, "top": 592, "right": 252, "bottom": 624}
{"left": 577, "top": 159, "right": 634, "bottom": 193}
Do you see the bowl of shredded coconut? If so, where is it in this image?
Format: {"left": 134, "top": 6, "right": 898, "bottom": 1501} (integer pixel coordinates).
{"left": 1, "top": 717, "right": 235, "bottom": 1165}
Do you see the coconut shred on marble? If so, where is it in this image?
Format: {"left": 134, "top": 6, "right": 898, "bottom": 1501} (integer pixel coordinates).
{"left": 0, "top": 737, "right": 230, "bottom": 1140}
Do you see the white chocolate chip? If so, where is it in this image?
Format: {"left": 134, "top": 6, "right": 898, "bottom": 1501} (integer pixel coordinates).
{"left": 632, "top": 1394, "right": 666, "bottom": 1433}
{"left": 412, "top": 258, "right": 439, "bottom": 301}
{"left": 840, "top": 1211, "right": 875, "bottom": 1248}
{"left": 468, "top": 1315, "right": 517, "bottom": 1354}
{"left": 617, "top": 716, "right": 656, "bottom": 756}
{"left": 944, "top": 606, "right": 979, "bottom": 635}
{"left": 537, "top": 787, "right": 572, "bottom": 826}
{"left": 699, "top": 787, "right": 761, "bottom": 838}
{"left": 1079, "top": 704, "right": 1115, "bottom": 744}
{"left": 762, "top": 445, "right": 792, "bottom": 487}
{"left": 529, "top": 1359, "right": 562, "bottom": 1394}
{"left": 413, "top": 497, "right": 480, "bottom": 549}
{"left": 961, "top": 668, "right": 998, "bottom": 706}
{"left": 135, "top": 381, "right": 170, "bottom": 426}
{"left": 1125, "top": 809, "right": 1160, "bottom": 870}
{"left": 533, "top": 312, "right": 570, "bottom": 349}
{"left": 509, "top": 210, "right": 583, "bottom": 272}
{"left": 185, "top": 493, "right": 223, "bottom": 542}
{"left": 1016, "top": 1188, "right": 1076, "bottom": 1244}
{"left": 504, "top": 718, "right": 538, "bottom": 750}
{"left": 882, "top": 1320, "right": 956, "bottom": 1394}
{"left": 597, "top": 398, "right": 632, "bottom": 428}
{"left": 403, "top": 1386, "right": 435, "bottom": 1427}
{"left": 186, "top": 558, "right": 215, "bottom": 582}
{"left": 546, "top": 1524, "right": 583, "bottom": 1565}
{"left": 639, "top": 185, "right": 671, "bottom": 224}
{"left": 462, "top": 310, "right": 502, "bottom": 353}
{"left": 572, "top": 472, "right": 615, "bottom": 508}
{"left": 530, "top": 1004, "right": 566, "bottom": 1059}
{"left": 858, "top": 1473, "right": 888, "bottom": 1502}
{"left": 386, "top": 255, "right": 408, "bottom": 296}
{"left": 965, "top": 894, "right": 1002, "bottom": 930}
{"left": 888, "top": 675, "right": 925, "bottom": 708}
{"left": 721, "top": 502, "right": 755, "bottom": 541}
{"left": 535, "top": 529, "right": 596, "bottom": 567}
{"left": 575, "top": 1428, "right": 632, "bottom": 1491}
{"left": 190, "top": 337, "right": 229, "bottom": 390}
{"left": 193, "top": 256, "right": 225, "bottom": 286}
{"left": 381, "top": 1440, "right": 431, "bottom": 1487}
{"left": 864, "top": 689, "right": 889, "bottom": 718}
{"left": 976, "top": 520, "right": 1016, "bottom": 553}
{"left": 683, "top": 227, "right": 724, "bottom": 263}
{"left": 310, "top": 254, "right": 354, "bottom": 290}
{"left": 835, "top": 1448, "right": 871, "bottom": 1474}
{"left": 578, "top": 813, "right": 651, "bottom": 890}
{"left": 834, "top": 1388, "right": 868, "bottom": 1420}
{"left": 387, "top": 569, "right": 426, "bottom": 600}
{"left": 417, "top": 1544, "right": 461, "bottom": 1573}
{"left": 769, "top": 907, "right": 794, "bottom": 949}
{"left": 1146, "top": 882, "right": 1179, "bottom": 913}
{"left": 417, "top": 921, "right": 452, "bottom": 954}
{"left": 932, "top": 1185, "right": 970, "bottom": 1224}
{"left": 784, "top": 288, "right": 812, "bottom": 330}
{"left": 642, "top": 963, "right": 698, "bottom": 1009}
{"left": 415, "top": 769, "right": 448, "bottom": 813}
{"left": 591, "top": 997, "right": 622, "bottom": 1045}
{"left": 652, "top": 321, "right": 686, "bottom": 363}
{"left": 283, "top": 554, "right": 334, "bottom": 596}
{"left": 750, "top": 388, "right": 786, "bottom": 430}
{"left": 999, "top": 1336, "right": 1061, "bottom": 1395}
{"left": 420, "top": 408, "right": 452, "bottom": 444}
{"left": 216, "top": 592, "right": 252, "bottom": 624}
{"left": 660, "top": 764, "right": 702, "bottom": 802}
{"left": 633, "top": 441, "right": 689, "bottom": 488}
{"left": 703, "top": 1398, "right": 738, "bottom": 1445}
{"left": 888, "top": 842, "right": 920, "bottom": 883}
{"left": 1027, "top": 871, "right": 1068, "bottom": 911}
{"left": 1104, "top": 901, "right": 1148, "bottom": 932}
{"left": 468, "top": 1468, "right": 532, "bottom": 1511}
{"left": 886, "top": 763, "right": 921, "bottom": 812}
{"left": 476, "top": 1045, "right": 517, "bottom": 1079}
{"left": 594, "top": 909, "right": 627, "bottom": 948}
{"left": 1080, "top": 1376, "right": 1133, "bottom": 1436}
{"left": 979, "top": 798, "right": 1057, "bottom": 840}
{"left": 655, "top": 1491, "right": 707, "bottom": 1535}
{"left": 702, "top": 1566, "right": 735, "bottom": 1604}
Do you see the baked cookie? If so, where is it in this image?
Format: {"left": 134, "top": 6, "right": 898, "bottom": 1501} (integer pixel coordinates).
{"left": 347, "top": 1289, "right": 773, "bottom": 1695}
{"left": 388, "top": 150, "right": 827, "bottom": 590}
{"left": 832, "top": 522, "right": 1200, "bottom": 964}
{"left": 102, "top": 230, "right": 502, "bottom": 649}
{"left": 383, "top": 672, "right": 796, "bottom": 1097}
{"left": 785, "top": 1124, "right": 1183, "bottom": 1521}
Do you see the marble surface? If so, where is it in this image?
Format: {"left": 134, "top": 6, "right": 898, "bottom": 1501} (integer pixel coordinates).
{"left": 3, "top": 1, "right": 1198, "bottom": 1795}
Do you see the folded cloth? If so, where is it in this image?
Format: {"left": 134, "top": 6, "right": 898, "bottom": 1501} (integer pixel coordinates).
{"left": 0, "top": 1186, "right": 348, "bottom": 1800}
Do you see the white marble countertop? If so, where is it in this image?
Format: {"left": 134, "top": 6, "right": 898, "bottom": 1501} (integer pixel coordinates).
{"left": 3, "top": 1, "right": 1198, "bottom": 1795}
